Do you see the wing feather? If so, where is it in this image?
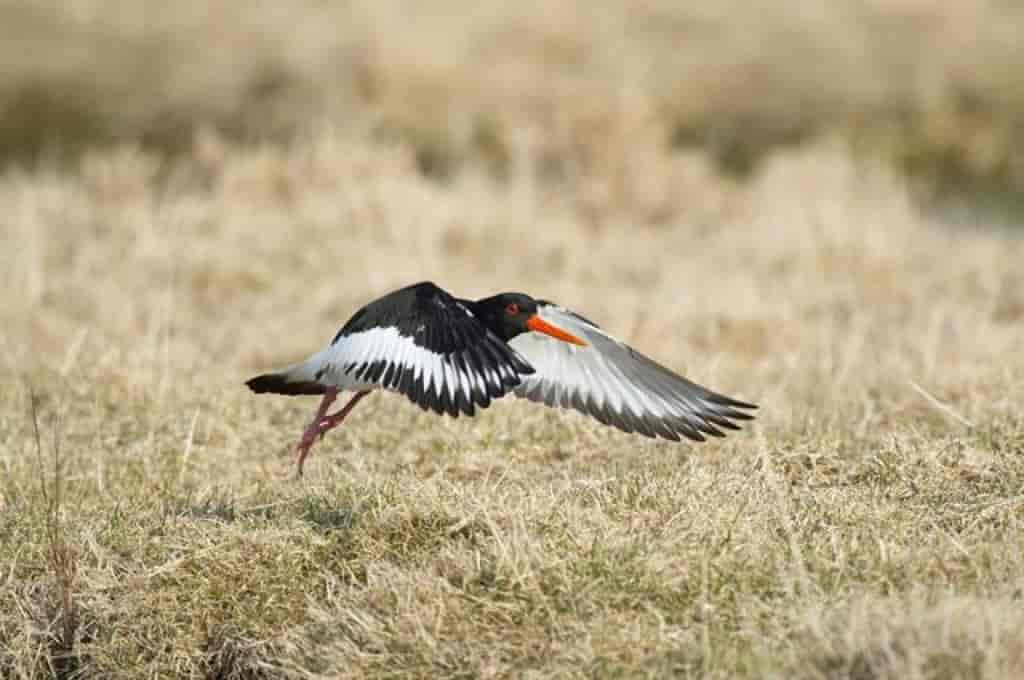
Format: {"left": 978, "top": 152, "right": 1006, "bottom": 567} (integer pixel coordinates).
{"left": 509, "top": 304, "right": 757, "bottom": 440}
{"left": 280, "top": 282, "right": 535, "bottom": 417}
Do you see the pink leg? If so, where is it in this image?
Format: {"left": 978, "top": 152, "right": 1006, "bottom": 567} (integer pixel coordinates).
{"left": 295, "top": 387, "right": 338, "bottom": 477}
{"left": 317, "top": 390, "right": 371, "bottom": 437}
{"left": 295, "top": 389, "right": 370, "bottom": 477}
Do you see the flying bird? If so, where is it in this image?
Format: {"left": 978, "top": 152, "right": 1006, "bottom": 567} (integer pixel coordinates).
{"left": 247, "top": 281, "right": 757, "bottom": 476}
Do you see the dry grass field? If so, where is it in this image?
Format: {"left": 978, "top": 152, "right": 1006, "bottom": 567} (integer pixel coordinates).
{"left": 3, "top": 139, "right": 1023, "bottom": 679}
{"left": 3, "top": 2, "right": 1024, "bottom": 679}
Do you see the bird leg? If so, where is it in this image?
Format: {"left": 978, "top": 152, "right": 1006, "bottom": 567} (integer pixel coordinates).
{"left": 295, "top": 389, "right": 370, "bottom": 477}
{"left": 295, "top": 387, "right": 337, "bottom": 476}
{"left": 317, "top": 390, "right": 370, "bottom": 438}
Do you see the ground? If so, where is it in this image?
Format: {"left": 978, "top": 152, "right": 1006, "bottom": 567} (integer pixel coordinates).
{"left": 3, "top": 139, "right": 1023, "bottom": 678}
{"left": 2, "top": 2, "right": 1024, "bottom": 678}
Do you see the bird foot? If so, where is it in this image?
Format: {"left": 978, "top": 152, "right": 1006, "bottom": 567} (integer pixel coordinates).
{"left": 294, "top": 419, "right": 323, "bottom": 477}
{"left": 293, "top": 390, "right": 369, "bottom": 477}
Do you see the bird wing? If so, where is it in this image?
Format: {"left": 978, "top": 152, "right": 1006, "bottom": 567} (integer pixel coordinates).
{"left": 508, "top": 303, "right": 757, "bottom": 441}
{"left": 301, "top": 282, "right": 535, "bottom": 416}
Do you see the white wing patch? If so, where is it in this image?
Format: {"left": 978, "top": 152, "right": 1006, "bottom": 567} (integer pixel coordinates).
{"left": 291, "top": 325, "right": 525, "bottom": 417}
{"left": 509, "top": 305, "right": 756, "bottom": 441}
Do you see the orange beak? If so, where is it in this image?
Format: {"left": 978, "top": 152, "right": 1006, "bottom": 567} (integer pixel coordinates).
{"left": 526, "top": 315, "right": 588, "bottom": 346}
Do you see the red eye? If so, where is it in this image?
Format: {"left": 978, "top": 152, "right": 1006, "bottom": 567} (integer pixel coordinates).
{"left": 505, "top": 302, "right": 520, "bottom": 315}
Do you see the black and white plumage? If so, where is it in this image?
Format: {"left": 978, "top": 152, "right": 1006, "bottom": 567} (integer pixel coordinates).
{"left": 247, "top": 281, "right": 757, "bottom": 475}
{"left": 248, "top": 282, "right": 535, "bottom": 416}
{"left": 509, "top": 304, "right": 753, "bottom": 442}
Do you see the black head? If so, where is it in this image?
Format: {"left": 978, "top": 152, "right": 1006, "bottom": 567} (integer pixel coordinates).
{"left": 473, "top": 292, "right": 537, "bottom": 340}
{"left": 472, "top": 292, "right": 587, "bottom": 345}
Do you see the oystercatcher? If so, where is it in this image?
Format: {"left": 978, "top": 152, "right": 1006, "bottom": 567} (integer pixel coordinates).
{"left": 247, "top": 281, "right": 757, "bottom": 475}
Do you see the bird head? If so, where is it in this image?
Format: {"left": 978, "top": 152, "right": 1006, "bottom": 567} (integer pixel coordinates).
{"left": 473, "top": 292, "right": 587, "bottom": 345}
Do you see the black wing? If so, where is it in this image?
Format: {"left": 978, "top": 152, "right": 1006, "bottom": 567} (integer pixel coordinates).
{"left": 321, "top": 282, "right": 535, "bottom": 416}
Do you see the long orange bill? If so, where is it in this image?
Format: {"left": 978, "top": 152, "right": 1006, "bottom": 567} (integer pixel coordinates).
{"left": 526, "top": 315, "right": 588, "bottom": 346}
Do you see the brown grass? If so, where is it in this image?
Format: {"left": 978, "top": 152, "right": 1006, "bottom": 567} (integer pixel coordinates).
{"left": 28, "top": 390, "right": 80, "bottom": 678}
{"left": 2, "top": 132, "right": 1023, "bottom": 678}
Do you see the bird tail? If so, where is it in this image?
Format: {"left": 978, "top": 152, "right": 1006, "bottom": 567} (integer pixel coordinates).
{"left": 245, "top": 367, "right": 326, "bottom": 396}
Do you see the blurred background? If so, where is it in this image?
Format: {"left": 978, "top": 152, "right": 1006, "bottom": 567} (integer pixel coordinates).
{"left": 2, "top": 0, "right": 1023, "bottom": 215}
